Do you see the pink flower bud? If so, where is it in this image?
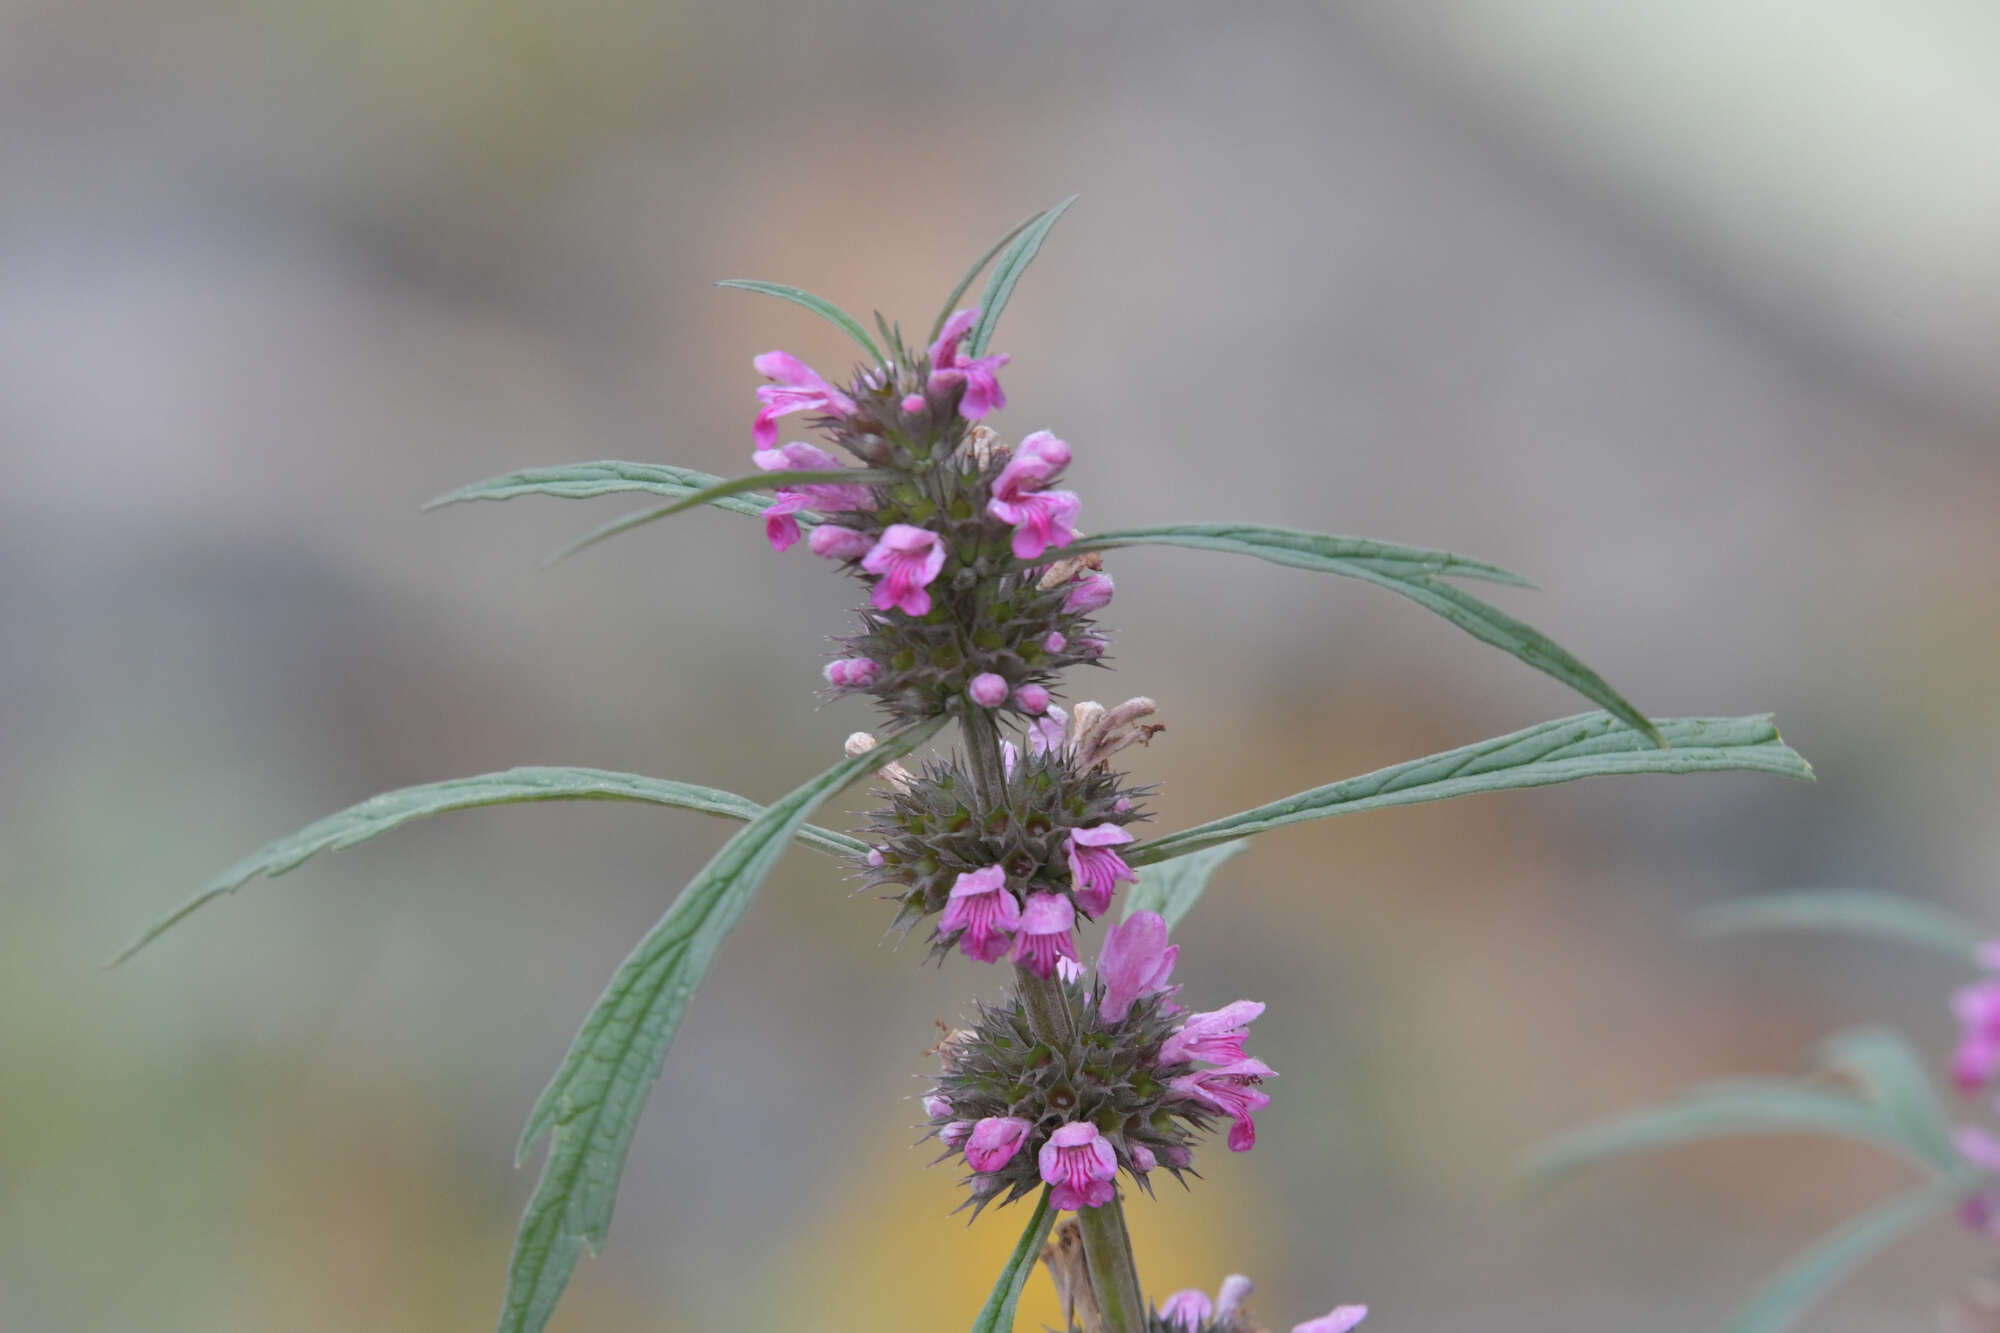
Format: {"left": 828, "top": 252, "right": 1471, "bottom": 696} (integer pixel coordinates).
{"left": 1014, "top": 684, "right": 1051, "bottom": 714}
{"left": 1097, "top": 911, "right": 1179, "bottom": 1025}
{"left": 809, "top": 524, "right": 875, "bottom": 561}
{"left": 1063, "top": 573, "right": 1115, "bottom": 614}
{"left": 922, "top": 1093, "right": 952, "bottom": 1121}
{"left": 940, "top": 1120, "right": 973, "bottom": 1149}
{"left": 1043, "top": 631, "right": 1067, "bottom": 653}
{"left": 1128, "top": 1143, "right": 1157, "bottom": 1173}
{"left": 968, "top": 673, "right": 1008, "bottom": 708}
{"left": 964, "top": 1116, "right": 1033, "bottom": 1172}
{"left": 900, "top": 393, "right": 927, "bottom": 414}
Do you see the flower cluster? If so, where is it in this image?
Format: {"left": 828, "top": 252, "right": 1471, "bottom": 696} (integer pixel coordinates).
{"left": 925, "top": 912, "right": 1271, "bottom": 1214}
{"left": 748, "top": 317, "right": 1109, "bottom": 726}
{"left": 745, "top": 277, "right": 1322, "bottom": 1322}
{"left": 1152, "top": 1272, "right": 1366, "bottom": 1333}
{"left": 860, "top": 739, "right": 1146, "bottom": 958}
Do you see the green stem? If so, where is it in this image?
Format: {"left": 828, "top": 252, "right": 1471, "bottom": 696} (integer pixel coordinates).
{"left": 1077, "top": 1195, "right": 1146, "bottom": 1333}
{"left": 959, "top": 694, "right": 1145, "bottom": 1333}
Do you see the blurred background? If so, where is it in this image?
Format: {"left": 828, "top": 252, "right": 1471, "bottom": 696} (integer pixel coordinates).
{"left": 5, "top": 3, "right": 1998, "bottom": 1329}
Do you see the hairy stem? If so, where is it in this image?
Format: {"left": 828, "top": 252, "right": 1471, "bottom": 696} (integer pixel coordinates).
{"left": 1077, "top": 1195, "right": 1146, "bottom": 1333}
{"left": 960, "top": 703, "right": 1009, "bottom": 808}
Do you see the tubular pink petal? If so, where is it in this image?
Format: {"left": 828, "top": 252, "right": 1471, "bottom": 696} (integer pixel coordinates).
{"left": 1293, "top": 1307, "right": 1368, "bottom": 1333}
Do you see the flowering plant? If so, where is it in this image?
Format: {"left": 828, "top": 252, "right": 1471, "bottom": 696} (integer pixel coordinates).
{"left": 114, "top": 200, "right": 1811, "bottom": 1333}
{"left": 1533, "top": 889, "right": 2000, "bottom": 1333}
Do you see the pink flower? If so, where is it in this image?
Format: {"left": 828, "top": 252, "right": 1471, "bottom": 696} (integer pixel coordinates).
{"left": 1014, "top": 684, "right": 1051, "bottom": 715}
{"left": 1161, "top": 1001, "right": 1265, "bottom": 1066}
{"left": 938, "top": 865, "right": 1021, "bottom": 963}
{"left": 1012, "top": 892, "right": 1079, "bottom": 978}
{"left": 1293, "top": 1308, "right": 1368, "bottom": 1333}
{"left": 809, "top": 524, "right": 874, "bottom": 561}
{"left": 965, "top": 1116, "right": 1033, "bottom": 1172}
{"left": 1171, "top": 1058, "right": 1275, "bottom": 1152}
{"left": 1043, "top": 631, "right": 1067, "bottom": 653}
{"left": 987, "top": 431, "right": 1080, "bottom": 559}
{"left": 968, "top": 672, "right": 1009, "bottom": 708}
{"left": 928, "top": 308, "right": 1009, "bottom": 420}
{"left": 1037, "top": 1121, "right": 1117, "bottom": 1211}
{"left": 860, "top": 524, "right": 947, "bottom": 616}
{"left": 1065, "top": 824, "right": 1138, "bottom": 917}
{"left": 1955, "top": 981, "right": 2000, "bottom": 1091}
{"left": 755, "top": 442, "right": 874, "bottom": 552}
{"left": 752, "top": 352, "right": 856, "bottom": 449}
{"left": 923, "top": 1093, "right": 953, "bottom": 1121}
{"left": 1159, "top": 1290, "right": 1214, "bottom": 1331}
{"left": 1063, "top": 572, "right": 1115, "bottom": 614}
{"left": 1097, "top": 911, "right": 1180, "bottom": 1025}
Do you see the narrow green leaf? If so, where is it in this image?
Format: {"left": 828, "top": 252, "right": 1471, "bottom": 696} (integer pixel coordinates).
{"left": 498, "top": 719, "right": 940, "bottom": 1333}
{"left": 1727, "top": 1178, "right": 1971, "bottom": 1333}
{"left": 1818, "top": 1027, "right": 1961, "bottom": 1173}
{"left": 1524, "top": 1079, "right": 1912, "bottom": 1180}
{"left": 1062, "top": 523, "right": 1658, "bottom": 744}
{"left": 1131, "top": 713, "right": 1811, "bottom": 867}
{"left": 717, "top": 279, "right": 885, "bottom": 365}
{"left": 542, "top": 468, "right": 895, "bottom": 566}
{"left": 967, "top": 196, "right": 1077, "bottom": 358}
{"left": 422, "top": 461, "right": 770, "bottom": 520}
{"left": 932, "top": 210, "right": 1042, "bottom": 342}
{"left": 968, "top": 1189, "right": 1056, "bottom": 1333}
{"left": 1693, "top": 889, "right": 1989, "bottom": 962}
{"left": 1060, "top": 525, "right": 1535, "bottom": 587}
{"left": 110, "top": 769, "right": 866, "bottom": 966}
{"left": 1121, "top": 840, "right": 1248, "bottom": 931}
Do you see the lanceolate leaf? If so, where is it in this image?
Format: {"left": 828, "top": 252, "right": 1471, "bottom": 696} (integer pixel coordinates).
{"left": 1727, "top": 1178, "right": 1972, "bottom": 1333}
{"left": 1523, "top": 1079, "right": 1922, "bottom": 1180}
{"left": 1693, "top": 889, "right": 1990, "bottom": 962}
{"left": 423, "top": 461, "right": 770, "bottom": 520}
{"left": 1818, "top": 1027, "right": 1960, "bottom": 1173}
{"left": 1129, "top": 713, "right": 1812, "bottom": 867}
{"left": 542, "top": 468, "right": 897, "bottom": 566}
{"left": 968, "top": 1189, "right": 1056, "bottom": 1333}
{"left": 500, "top": 718, "right": 941, "bottom": 1333}
{"left": 716, "top": 279, "right": 886, "bottom": 366}
{"left": 1121, "top": 840, "right": 1248, "bottom": 931}
{"left": 968, "top": 196, "right": 1077, "bottom": 358}
{"left": 110, "top": 769, "right": 868, "bottom": 966}
{"left": 933, "top": 210, "right": 1042, "bottom": 343}
{"left": 1061, "top": 523, "right": 1658, "bottom": 745}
